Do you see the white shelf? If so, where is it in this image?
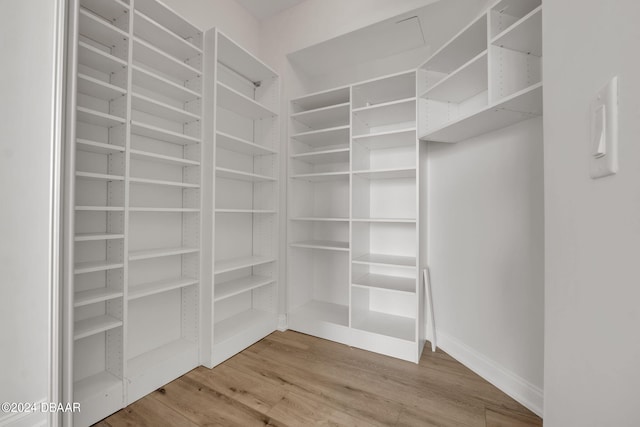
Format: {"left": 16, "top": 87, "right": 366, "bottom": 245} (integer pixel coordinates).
{"left": 74, "top": 315, "right": 122, "bottom": 340}
{"left": 129, "top": 207, "right": 200, "bottom": 213}
{"left": 352, "top": 98, "right": 416, "bottom": 129}
{"left": 74, "top": 260, "right": 124, "bottom": 274}
{"left": 290, "top": 125, "right": 350, "bottom": 147}
{"left": 216, "top": 131, "right": 277, "bottom": 156}
{"left": 132, "top": 65, "right": 200, "bottom": 103}
{"left": 128, "top": 338, "right": 198, "bottom": 378}
{"left": 291, "top": 148, "right": 349, "bottom": 165}
{"left": 216, "top": 82, "right": 277, "bottom": 119}
{"left": 74, "top": 288, "right": 123, "bottom": 307}
{"left": 214, "top": 275, "right": 274, "bottom": 302}
{"left": 352, "top": 309, "right": 415, "bottom": 342}
{"left": 81, "top": 0, "right": 129, "bottom": 22}
{"left": 215, "top": 167, "right": 275, "bottom": 182}
{"left": 215, "top": 209, "right": 275, "bottom": 214}
{"left": 134, "top": 10, "right": 202, "bottom": 62}
{"left": 129, "top": 277, "right": 198, "bottom": 300}
{"left": 129, "top": 176, "right": 200, "bottom": 188}
{"left": 291, "top": 102, "right": 349, "bottom": 129}
{"left": 78, "top": 8, "right": 129, "bottom": 51}
{"left": 290, "top": 171, "right": 349, "bottom": 182}
{"left": 217, "top": 32, "right": 278, "bottom": 84}
{"left": 75, "top": 206, "right": 124, "bottom": 212}
{"left": 74, "top": 232, "right": 124, "bottom": 241}
{"left": 74, "top": 371, "right": 121, "bottom": 402}
{"left": 352, "top": 71, "right": 416, "bottom": 109}
{"left": 132, "top": 92, "right": 200, "bottom": 124}
{"left": 77, "top": 73, "right": 126, "bottom": 101}
{"left": 291, "top": 86, "right": 350, "bottom": 112}
{"left": 352, "top": 218, "right": 416, "bottom": 223}
{"left": 75, "top": 171, "right": 124, "bottom": 181}
{"left": 352, "top": 273, "right": 415, "bottom": 294}
{"left": 130, "top": 149, "right": 200, "bottom": 166}
{"left": 352, "top": 168, "right": 416, "bottom": 180}
{"left": 76, "top": 139, "right": 125, "bottom": 154}
{"left": 492, "top": 6, "right": 542, "bottom": 56}
{"left": 78, "top": 41, "right": 127, "bottom": 74}
{"left": 134, "top": 0, "right": 201, "bottom": 47}
{"left": 214, "top": 309, "right": 273, "bottom": 345}
{"left": 129, "top": 246, "right": 199, "bottom": 261}
{"left": 290, "top": 300, "right": 348, "bottom": 327}
{"left": 214, "top": 256, "right": 275, "bottom": 275}
{"left": 131, "top": 120, "right": 200, "bottom": 145}
{"left": 421, "top": 51, "right": 488, "bottom": 103}
{"left": 352, "top": 128, "right": 416, "bottom": 149}
{"left": 133, "top": 37, "right": 201, "bottom": 82}
{"left": 420, "top": 82, "right": 542, "bottom": 143}
{"left": 290, "top": 240, "right": 349, "bottom": 252}
{"left": 290, "top": 217, "right": 349, "bottom": 222}
{"left": 352, "top": 253, "right": 416, "bottom": 269}
{"left": 76, "top": 107, "right": 126, "bottom": 128}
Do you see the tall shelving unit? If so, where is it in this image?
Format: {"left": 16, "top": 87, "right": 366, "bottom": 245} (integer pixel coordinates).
{"left": 212, "top": 32, "right": 280, "bottom": 366}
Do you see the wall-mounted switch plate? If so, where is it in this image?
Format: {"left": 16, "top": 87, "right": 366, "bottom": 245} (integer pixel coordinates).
{"left": 590, "top": 76, "right": 619, "bottom": 179}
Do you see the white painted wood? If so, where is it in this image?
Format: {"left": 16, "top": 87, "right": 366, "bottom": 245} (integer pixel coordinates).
{"left": 421, "top": 51, "right": 488, "bottom": 103}
{"left": 491, "top": 6, "right": 542, "bottom": 56}
{"left": 290, "top": 240, "right": 349, "bottom": 251}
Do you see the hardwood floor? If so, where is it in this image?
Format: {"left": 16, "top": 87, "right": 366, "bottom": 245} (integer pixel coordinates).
{"left": 96, "top": 331, "right": 542, "bottom": 426}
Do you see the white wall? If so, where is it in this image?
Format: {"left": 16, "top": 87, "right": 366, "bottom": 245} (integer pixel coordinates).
{"left": 0, "top": 0, "right": 61, "bottom": 425}
{"left": 543, "top": 1, "right": 640, "bottom": 425}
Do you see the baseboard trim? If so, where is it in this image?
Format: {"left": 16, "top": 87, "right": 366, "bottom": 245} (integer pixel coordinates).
{"left": 437, "top": 331, "right": 543, "bottom": 417}
{"left": 0, "top": 400, "right": 48, "bottom": 427}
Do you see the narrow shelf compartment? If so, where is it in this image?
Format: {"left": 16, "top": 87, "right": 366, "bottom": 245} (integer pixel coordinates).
{"left": 132, "top": 93, "right": 200, "bottom": 124}
{"left": 76, "top": 139, "right": 125, "bottom": 154}
{"left": 290, "top": 300, "right": 348, "bottom": 327}
{"left": 291, "top": 102, "right": 350, "bottom": 129}
{"left": 352, "top": 72, "right": 416, "bottom": 109}
{"left": 129, "top": 207, "right": 200, "bottom": 213}
{"left": 130, "top": 149, "right": 200, "bottom": 166}
{"left": 74, "top": 260, "right": 124, "bottom": 274}
{"left": 291, "top": 148, "right": 349, "bottom": 164}
{"left": 75, "top": 206, "right": 124, "bottom": 212}
{"left": 81, "top": 0, "right": 129, "bottom": 22}
{"left": 215, "top": 209, "right": 275, "bottom": 214}
{"left": 290, "top": 217, "right": 349, "bottom": 222}
{"left": 420, "top": 82, "right": 542, "bottom": 143}
{"left": 74, "top": 315, "right": 122, "bottom": 340}
{"left": 352, "top": 168, "right": 416, "bottom": 180}
{"left": 128, "top": 338, "right": 197, "bottom": 378}
{"left": 74, "top": 288, "right": 123, "bottom": 307}
{"left": 214, "top": 275, "right": 274, "bottom": 302}
{"left": 75, "top": 171, "right": 124, "bottom": 181}
{"left": 291, "top": 86, "right": 350, "bottom": 112}
{"left": 128, "top": 277, "right": 198, "bottom": 300}
{"left": 129, "top": 177, "right": 200, "bottom": 188}
{"left": 352, "top": 253, "right": 416, "bottom": 269}
{"left": 77, "top": 107, "right": 126, "bottom": 128}
{"left": 216, "top": 82, "right": 277, "bottom": 119}
{"left": 77, "top": 73, "right": 126, "bottom": 101}
{"left": 214, "top": 309, "right": 273, "bottom": 345}
{"left": 352, "top": 273, "right": 415, "bottom": 294}
{"left": 216, "top": 131, "right": 277, "bottom": 156}
{"left": 421, "top": 51, "right": 488, "bottom": 103}
{"left": 290, "top": 125, "right": 350, "bottom": 147}
{"left": 352, "top": 309, "right": 415, "bottom": 342}
{"left": 78, "top": 41, "right": 127, "bottom": 74}
{"left": 215, "top": 167, "right": 275, "bottom": 182}
{"left": 78, "top": 8, "right": 129, "bottom": 51}
{"left": 352, "top": 128, "right": 416, "bottom": 149}
{"left": 131, "top": 120, "right": 200, "bottom": 145}
{"left": 128, "top": 246, "right": 199, "bottom": 261}
{"left": 134, "top": 10, "right": 202, "bottom": 62}
{"left": 214, "top": 256, "right": 275, "bottom": 275}
{"left": 132, "top": 65, "right": 201, "bottom": 103}
{"left": 290, "top": 171, "right": 349, "bottom": 182}
{"left": 491, "top": 6, "right": 542, "bottom": 56}
{"left": 133, "top": 37, "right": 201, "bottom": 82}
{"left": 352, "top": 98, "right": 416, "bottom": 130}
{"left": 74, "top": 371, "right": 121, "bottom": 400}
{"left": 217, "top": 32, "right": 278, "bottom": 84}
{"left": 290, "top": 240, "right": 349, "bottom": 252}
{"left": 134, "top": 0, "right": 201, "bottom": 49}
{"left": 74, "top": 232, "right": 125, "bottom": 241}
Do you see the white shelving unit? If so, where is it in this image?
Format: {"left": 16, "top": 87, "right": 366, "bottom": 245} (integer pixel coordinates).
{"left": 211, "top": 31, "right": 280, "bottom": 367}
{"left": 418, "top": 0, "right": 543, "bottom": 143}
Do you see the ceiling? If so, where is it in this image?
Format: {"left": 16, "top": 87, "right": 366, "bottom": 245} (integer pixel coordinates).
{"left": 236, "top": 0, "right": 306, "bottom": 20}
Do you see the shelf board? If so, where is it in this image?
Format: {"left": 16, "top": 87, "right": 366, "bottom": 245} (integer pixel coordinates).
{"left": 290, "top": 148, "right": 349, "bottom": 165}
{"left": 217, "top": 82, "right": 277, "bottom": 119}
{"left": 77, "top": 73, "right": 126, "bottom": 101}
{"left": 351, "top": 71, "right": 416, "bottom": 108}
{"left": 214, "top": 275, "right": 274, "bottom": 302}
{"left": 352, "top": 253, "right": 416, "bottom": 269}
{"left": 290, "top": 171, "right": 349, "bottom": 182}
{"left": 128, "top": 338, "right": 197, "bottom": 378}
{"left": 491, "top": 6, "right": 542, "bottom": 56}
{"left": 216, "top": 131, "right": 277, "bottom": 156}
{"left": 129, "top": 176, "right": 200, "bottom": 188}
{"left": 352, "top": 309, "right": 415, "bottom": 342}
{"left": 75, "top": 287, "right": 123, "bottom": 307}
{"left": 352, "top": 167, "right": 416, "bottom": 180}
{"left": 352, "top": 98, "right": 416, "bottom": 128}
{"left": 290, "top": 300, "right": 349, "bottom": 327}
{"left": 74, "top": 315, "right": 122, "bottom": 340}
{"left": 78, "top": 41, "right": 127, "bottom": 74}
{"left": 81, "top": 0, "right": 129, "bottom": 22}
{"left": 217, "top": 32, "right": 278, "bottom": 83}
{"left": 352, "top": 128, "right": 416, "bottom": 149}
{"left": 130, "top": 149, "right": 200, "bottom": 166}
{"left": 214, "top": 309, "right": 273, "bottom": 345}
{"left": 134, "top": 0, "right": 202, "bottom": 47}
{"left": 290, "top": 240, "right": 349, "bottom": 252}
{"left": 75, "top": 206, "right": 124, "bottom": 212}
{"left": 132, "top": 92, "right": 200, "bottom": 124}
{"left": 131, "top": 120, "right": 200, "bottom": 145}
{"left": 129, "top": 246, "right": 199, "bottom": 261}
{"left": 133, "top": 37, "right": 201, "bottom": 83}
{"left": 79, "top": 8, "right": 129, "bottom": 50}
{"left": 76, "top": 107, "right": 126, "bottom": 128}
{"left": 420, "top": 82, "right": 542, "bottom": 143}
{"left": 290, "top": 125, "right": 350, "bottom": 147}
{"left": 132, "top": 65, "right": 201, "bottom": 103}
{"left": 291, "top": 86, "right": 350, "bottom": 112}
{"left": 352, "top": 218, "right": 416, "bottom": 223}
{"left": 215, "top": 209, "right": 275, "bottom": 214}
{"left": 129, "top": 277, "right": 198, "bottom": 300}
{"left": 75, "top": 171, "right": 124, "bottom": 181}
{"left": 74, "top": 371, "right": 121, "bottom": 400}
{"left": 76, "top": 138, "right": 125, "bottom": 154}
{"left": 74, "top": 260, "right": 123, "bottom": 274}
{"left": 214, "top": 256, "right": 275, "bottom": 275}
{"left": 352, "top": 273, "right": 416, "bottom": 294}
{"left": 420, "top": 13, "right": 487, "bottom": 74}
{"left": 74, "top": 232, "right": 124, "bottom": 241}
{"left": 290, "top": 217, "right": 349, "bottom": 222}
{"left": 215, "top": 167, "right": 275, "bottom": 183}
{"left": 421, "top": 50, "right": 488, "bottom": 103}
{"left": 134, "top": 10, "right": 202, "bottom": 63}
{"left": 291, "top": 102, "right": 349, "bottom": 129}
{"left": 129, "top": 207, "right": 200, "bottom": 213}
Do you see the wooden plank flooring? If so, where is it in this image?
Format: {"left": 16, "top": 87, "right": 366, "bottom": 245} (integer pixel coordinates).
{"left": 96, "top": 331, "right": 542, "bottom": 426}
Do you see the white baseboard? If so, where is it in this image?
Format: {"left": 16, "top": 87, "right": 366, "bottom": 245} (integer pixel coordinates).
{"left": 277, "top": 314, "right": 288, "bottom": 332}
{"left": 437, "top": 331, "right": 543, "bottom": 417}
{"left": 0, "top": 400, "right": 48, "bottom": 427}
